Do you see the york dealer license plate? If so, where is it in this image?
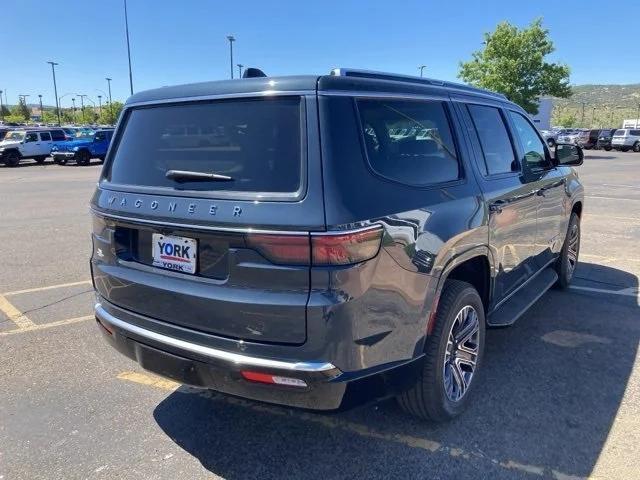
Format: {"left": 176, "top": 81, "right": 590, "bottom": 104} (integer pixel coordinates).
{"left": 152, "top": 234, "right": 197, "bottom": 274}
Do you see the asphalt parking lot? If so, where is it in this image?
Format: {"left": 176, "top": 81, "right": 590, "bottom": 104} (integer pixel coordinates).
{"left": 1, "top": 153, "right": 639, "bottom": 480}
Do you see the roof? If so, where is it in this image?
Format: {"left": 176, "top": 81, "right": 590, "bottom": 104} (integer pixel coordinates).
{"left": 124, "top": 68, "right": 510, "bottom": 106}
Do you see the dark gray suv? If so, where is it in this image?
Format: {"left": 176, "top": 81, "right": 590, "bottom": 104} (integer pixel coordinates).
{"left": 90, "top": 68, "right": 584, "bottom": 421}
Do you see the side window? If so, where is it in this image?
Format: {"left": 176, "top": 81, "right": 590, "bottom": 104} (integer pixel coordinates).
{"left": 50, "top": 130, "right": 65, "bottom": 141}
{"left": 466, "top": 104, "right": 517, "bottom": 175}
{"left": 25, "top": 133, "right": 38, "bottom": 143}
{"left": 508, "top": 111, "right": 550, "bottom": 170}
{"left": 39, "top": 132, "right": 52, "bottom": 141}
{"left": 630, "top": 130, "right": 640, "bottom": 136}
{"left": 356, "top": 99, "right": 460, "bottom": 186}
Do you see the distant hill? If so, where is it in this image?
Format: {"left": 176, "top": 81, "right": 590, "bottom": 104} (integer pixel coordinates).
{"left": 552, "top": 84, "right": 640, "bottom": 128}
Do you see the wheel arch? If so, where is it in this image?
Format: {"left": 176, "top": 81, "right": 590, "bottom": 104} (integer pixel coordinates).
{"left": 433, "top": 246, "right": 494, "bottom": 317}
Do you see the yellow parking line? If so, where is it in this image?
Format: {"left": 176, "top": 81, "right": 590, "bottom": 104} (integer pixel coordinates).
{"left": 3, "top": 279, "right": 92, "bottom": 297}
{"left": 0, "top": 314, "right": 93, "bottom": 336}
{"left": 117, "top": 371, "right": 588, "bottom": 479}
{"left": 0, "top": 294, "right": 35, "bottom": 329}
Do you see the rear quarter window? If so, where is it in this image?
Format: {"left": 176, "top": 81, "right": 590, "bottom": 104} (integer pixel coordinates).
{"left": 104, "top": 97, "right": 304, "bottom": 198}
{"left": 356, "top": 99, "right": 460, "bottom": 186}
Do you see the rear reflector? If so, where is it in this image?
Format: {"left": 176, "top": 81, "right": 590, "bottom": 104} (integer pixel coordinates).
{"left": 246, "top": 225, "right": 383, "bottom": 266}
{"left": 241, "top": 371, "right": 308, "bottom": 387}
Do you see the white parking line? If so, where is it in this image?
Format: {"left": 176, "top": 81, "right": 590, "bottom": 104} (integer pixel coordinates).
{"left": 570, "top": 285, "right": 640, "bottom": 300}
{"left": 3, "top": 279, "right": 92, "bottom": 297}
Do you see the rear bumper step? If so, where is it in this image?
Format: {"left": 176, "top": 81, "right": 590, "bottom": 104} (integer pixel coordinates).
{"left": 95, "top": 302, "right": 424, "bottom": 410}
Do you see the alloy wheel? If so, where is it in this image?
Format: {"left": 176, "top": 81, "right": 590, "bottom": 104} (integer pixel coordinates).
{"left": 566, "top": 223, "right": 579, "bottom": 277}
{"left": 443, "top": 305, "right": 480, "bottom": 402}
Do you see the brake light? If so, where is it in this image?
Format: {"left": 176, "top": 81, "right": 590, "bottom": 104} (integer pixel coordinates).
{"left": 312, "top": 227, "right": 383, "bottom": 265}
{"left": 245, "top": 234, "right": 310, "bottom": 264}
{"left": 246, "top": 226, "right": 383, "bottom": 266}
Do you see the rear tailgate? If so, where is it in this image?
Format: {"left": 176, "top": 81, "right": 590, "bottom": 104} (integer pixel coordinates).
{"left": 91, "top": 93, "right": 325, "bottom": 345}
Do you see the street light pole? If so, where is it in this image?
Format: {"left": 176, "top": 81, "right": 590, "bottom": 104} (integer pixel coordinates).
{"left": 0, "top": 89, "right": 4, "bottom": 122}
{"left": 418, "top": 65, "right": 427, "bottom": 77}
{"left": 98, "top": 95, "right": 102, "bottom": 117}
{"left": 227, "top": 35, "right": 235, "bottom": 79}
{"left": 38, "top": 94, "right": 44, "bottom": 123}
{"left": 124, "top": 0, "right": 134, "bottom": 95}
{"left": 580, "top": 102, "right": 586, "bottom": 126}
{"left": 105, "top": 78, "right": 113, "bottom": 119}
{"left": 47, "top": 61, "right": 61, "bottom": 126}
{"left": 237, "top": 63, "right": 243, "bottom": 78}
{"left": 636, "top": 104, "right": 640, "bottom": 129}
{"left": 71, "top": 98, "right": 76, "bottom": 124}
{"left": 77, "top": 94, "right": 87, "bottom": 124}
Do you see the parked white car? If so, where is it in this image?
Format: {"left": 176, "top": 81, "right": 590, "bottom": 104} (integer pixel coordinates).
{"left": 611, "top": 129, "right": 640, "bottom": 152}
{"left": 0, "top": 128, "right": 67, "bottom": 167}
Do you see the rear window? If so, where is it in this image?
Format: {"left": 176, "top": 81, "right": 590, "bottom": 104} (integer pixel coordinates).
{"left": 105, "top": 97, "right": 303, "bottom": 196}
{"left": 356, "top": 99, "right": 460, "bottom": 186}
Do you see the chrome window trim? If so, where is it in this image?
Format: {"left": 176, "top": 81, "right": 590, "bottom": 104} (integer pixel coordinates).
{"left": 320, "top": 89, "right": 507, "bottom": 103}
{"left": 95, "top": 303, "right": 338, "bottom": 373}
{"left": 124, "top": 90, "right": 316, "bottom": 109}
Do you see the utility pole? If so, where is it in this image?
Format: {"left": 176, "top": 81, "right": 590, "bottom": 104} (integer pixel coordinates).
{"left": 0, "top": 89, "right": 4, "bottom": 122}
{"left": 580, "top": 102, "right": 586, "bottom": 126}
{"left": 47, "top": 61, "right": 61, "bottom": 126}
{"left": 237, "top": 63, "right": 243, "bottom": 78}
{"left": 124, "top": 0, "right": 134, "bottom": 95}
{"left": 636, "top": 104, "right": 640, "bottom": 128}
{"left": 418, "top": 65, "right": 427, "bottom": 77}
{"left": 38, "top": 94, "right": 44, "bottom": 123}
{"left": 227, "top": 35, "right": 235, "bottom": 79}
{"left": 591, "top": 107, "right": 596, "bottom": 127}
{"left": 71, "top": 98, "right": 76, "bottom": 124}
{"left": 98, "top": 95, "right": 102, "bottom": 118}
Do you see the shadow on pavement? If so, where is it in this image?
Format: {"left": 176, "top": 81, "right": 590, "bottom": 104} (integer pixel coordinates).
{"left": 153, "top": 262, "right": 639, "bottom": 479}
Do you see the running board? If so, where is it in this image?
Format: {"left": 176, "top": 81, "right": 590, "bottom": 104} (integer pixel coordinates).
{"left": 487, "top": 268, "right": 558, "bottom": 327}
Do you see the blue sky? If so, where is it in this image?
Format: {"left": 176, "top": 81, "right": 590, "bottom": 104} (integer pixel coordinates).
{"left": 1, "top": 0, "right": 638, "bottom": 107}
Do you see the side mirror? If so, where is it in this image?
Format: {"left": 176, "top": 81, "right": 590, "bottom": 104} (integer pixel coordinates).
{"left": 555, "top": 143, "right": 583, "bottom": 166}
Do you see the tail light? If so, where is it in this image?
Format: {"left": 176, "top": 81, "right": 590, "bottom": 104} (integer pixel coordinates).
{"left": 246, "top": 225, "right": 383, "bottom": 266}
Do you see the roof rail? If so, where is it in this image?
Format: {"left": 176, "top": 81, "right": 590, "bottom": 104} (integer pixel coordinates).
{"left": 329, "top": 68, "right": 507, "bottom": 100}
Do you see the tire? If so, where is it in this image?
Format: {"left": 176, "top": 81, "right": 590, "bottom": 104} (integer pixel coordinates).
{"left": 397, "top": 280, "right": 485, "bottom": 422}
{"left": 76, "top": 150, "right": 91, "bottom": 166}
{"left": 34, "top": 156, "right": 46, "bottom": 164}
{"left": 621, "top": 147, "right": 630, "bottom": 152}
{"left": 555, "top": 212, "right": 580, "bottom": 289}
{"left": 604, "top": 145, "right": 612, "bottom": 151}
{"left": 4, "top": 150, "right": 20, "bottom": 167}
{"left": 633, "top": 142, "right": 640, "bottom": 153}
{"left": 57, "top": 157, "right": 67, "bottom": 166}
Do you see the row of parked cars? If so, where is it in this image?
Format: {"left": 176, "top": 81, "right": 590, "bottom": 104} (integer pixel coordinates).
{"left": 541, "top": 127, "right": 640, "bottom": 152}
{"left": 0, "top": 125, "right": 114, "bottom": 167}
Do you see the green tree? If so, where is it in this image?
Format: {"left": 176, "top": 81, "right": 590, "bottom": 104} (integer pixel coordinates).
{"left": 459, "top": 19, "right": 571, "bottom": 114}
{"left": 98, "top": 101, "right": 124, "bottom": 126}
{"left": 554, "top": 112, "right": 578, "bottom": 127}
{"left": 42, "top": 109, "right": 60, "bottom": 124}
{"left": 0, "top": 104, "right": 10, "bottom": 118}
{"left": 11, "top": 99, "right": 31, "bottom": 121}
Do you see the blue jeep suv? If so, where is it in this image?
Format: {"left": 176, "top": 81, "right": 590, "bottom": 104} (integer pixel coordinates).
{"left": 52, "top": 128, "right": 114, "bottom": 166}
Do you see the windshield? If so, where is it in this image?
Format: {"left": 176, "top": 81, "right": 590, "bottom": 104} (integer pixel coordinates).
{"left": 3, "top": 131, "right": 26, "bottom": 142}
{"left": 105, "top": 97, "right": 303, "bottom": 196}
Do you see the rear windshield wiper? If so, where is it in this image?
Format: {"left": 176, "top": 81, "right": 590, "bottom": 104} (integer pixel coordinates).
{"left": 165, "top": 169, "right": 234, "bottom": 183}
